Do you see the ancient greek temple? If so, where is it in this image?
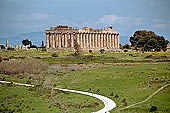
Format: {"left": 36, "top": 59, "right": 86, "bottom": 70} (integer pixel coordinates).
{"left": 45, "top": 26, "right": 120, "bottom": 51}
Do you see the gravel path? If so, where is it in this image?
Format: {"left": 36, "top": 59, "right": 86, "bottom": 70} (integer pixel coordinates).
{"left": 0, "top": 80, "right": 116, "bottom": 113}
{"left": 55, "top": 88, "right": 116, "bottom": 113}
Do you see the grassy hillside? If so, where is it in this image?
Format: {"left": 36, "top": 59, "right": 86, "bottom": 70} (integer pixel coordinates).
{"left": 0, "top": 50, "right": 170, "bottom": 113}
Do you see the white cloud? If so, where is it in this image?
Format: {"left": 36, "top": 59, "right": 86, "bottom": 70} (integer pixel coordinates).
{"left": 98, "top": 15, "right": 132, "bottom": 25}
{"left": 152, "top": 24, "right": 166, "bottom": 29}
{"left": 11, "top": 13, "right": 57, "bottom": 22}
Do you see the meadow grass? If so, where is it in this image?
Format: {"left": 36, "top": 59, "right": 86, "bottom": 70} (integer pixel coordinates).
{"left": 0, "top": 50, "right": 170, "bottom": 113}
{"left": 0, "top": 83, "right": 61, "bottom": 113}
{"left": 55, "top": 63, "right": 170, "bottom": 113}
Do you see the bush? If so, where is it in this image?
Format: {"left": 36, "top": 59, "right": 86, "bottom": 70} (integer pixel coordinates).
{"left": 149, "top": 106, "right": 157, "bottom": 112}
{"left": 0, "top": 59, "right": 48, "bottom": 75}
{"left": 89, "top": 50, "right": 92, "bottom": 53}
{"left": 99, "top": 49, "right": 105, "bottom": 53}
{"left": 123, "top": 49, "right": 128, "bottom": 52}
{"left": 30, "top": 45, "right": 38, "bottom": 49}
{"left": 52, "top": 52, "right": 58, "bottom": 57}
{"left": 7, "top": 47, "right": 15, "bottom": 51}
{"left": 0, "top": 45, "right": 6, "bottom": 49}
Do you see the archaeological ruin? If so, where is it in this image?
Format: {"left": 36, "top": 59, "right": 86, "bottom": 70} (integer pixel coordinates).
{"left": 45, "top": 25, "right": 120, "bottom": 51}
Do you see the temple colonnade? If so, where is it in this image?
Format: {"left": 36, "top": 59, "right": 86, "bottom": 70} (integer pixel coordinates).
{"left": 46, "top": 32, "right": 119, "bottom": 50}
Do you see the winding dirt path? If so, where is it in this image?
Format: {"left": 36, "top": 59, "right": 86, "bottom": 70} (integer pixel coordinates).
{"left": 118, "top": 84, "right": 170, "bottom": 111}
{"left": 0, "top": 80, "right": 116, "bottom": 113}
{"left": 55, "top": 88, "right": 116, "bottom": 113}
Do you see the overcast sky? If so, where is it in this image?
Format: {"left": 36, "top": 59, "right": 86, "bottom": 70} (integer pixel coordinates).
{"left": 0, "top": 0, "right": 170, "bottom": 40}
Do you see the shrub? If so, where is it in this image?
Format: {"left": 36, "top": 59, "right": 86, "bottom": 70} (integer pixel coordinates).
{"left": 149, "top": 106, "right": 157, "bottom": 112}
{"left": 123, "top": 49, "right": 128, "bottom": 52}
{"left": 30, "top": 45, "right": 38, "bottom": 49}
{"left": 89, "top": 50, "right": 92, "bottom": 53}
{"left": 99, "top": 49, "right": 105, "bottom": 53}
{"left": 0, "top": 45, "right": 6, "bottom": 49}
{"left": 0, "top": 59, "right": 48, "bottom": 75}
{"left": 51, "top": 52, "right": 58, "bottom": 57}
{"left": 7, "top": 47, "right": 15, "bottom": 51}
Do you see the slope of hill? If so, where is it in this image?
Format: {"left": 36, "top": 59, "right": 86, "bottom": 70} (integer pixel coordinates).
{"left": 0, "top": 31, "right": 45, "bottom": 47}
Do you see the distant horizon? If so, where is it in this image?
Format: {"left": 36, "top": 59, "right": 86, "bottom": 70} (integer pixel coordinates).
{"left": 1, "top": 29, "right": 169, "bottom": 47}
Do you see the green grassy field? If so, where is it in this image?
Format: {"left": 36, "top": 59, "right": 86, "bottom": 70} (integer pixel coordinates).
{"left": 55, "top": 63, "right": 170, "bottom": 113}
{"left": 0, "top": 50, "right": 170, "bottom": 113}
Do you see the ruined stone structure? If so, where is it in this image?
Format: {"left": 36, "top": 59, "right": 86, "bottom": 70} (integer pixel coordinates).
{"left": 6, "top": 40, "right": 8, "bottom": 48}
{"left": 45, "top": 26, "right": 120, "bottom": 51}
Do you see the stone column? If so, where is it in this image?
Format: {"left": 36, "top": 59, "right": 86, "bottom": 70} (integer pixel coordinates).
{"left": 89, "top": 33, "right": 91, "bottom": 48}
{"left": 79, "top": 33, "right": 82, "bottom": 48}
{"left": 48, "top": 34, "right": 51, "bottom": 48}
{"left": 55, "top": 33, "right": 58, "bottom": 48}
{"left": 77, "top": 33, "right": 79, "bottom": 45}
{"left": 108, "top": 34, "right": 111, "bottom": 48}
{"left": 65, "top": 33, "right": 67, "bottom": 48}
{"left": 116, "top": 35, "right": 118, "bottom": 48}
{"left": 106, "top": 33, "right": 109, "bottom": 48}
{"left": 46, "top": 33, "right": 49, "bottom": 48}
{"left": 93, "top": 33, "right": 96, "bottom": 48}
{"left": 100, "top": 33, "right": 103, "bottom": 48}
{"left": 84, "top": 33, "right": 86, "bottom": 48}
{"left": 62, "top": 34, "right": 65, "bottom": 48}
{"left": 111, "top": 34, "right": 114, "bottom": 48}
{"left": 91, "top": 33, "right": 93, "bottom": 48}
{"left": 67, "top": 33, "right": 70, "bottom": 47}
{"left": 81, "top": 33, "right": 84, "bottom": 48}
{"left": 86, "top": 33, "right": 89, "bottom": 48}
{"left": 113, "top": 34, "right": 115, "bottom": 48}
{"left": 103, "top": 33, "right": 106, "bottom": 47}
{"left": 98, "top": 33, "right": 101, "bottom": 48}
{"left": 73, "top": 33, "right": 76, "bottom": 47}
{"left": 108, "top": 33, "right": 110, "bottom": 48}
{"left": 95, "top": 33, "right": 97, "bottom": 48}
{"left": 110, "top": 34, "right": 112, "bottom": 48}
{"left": 96, "top": 33, "right": 99, "bottom": 48}
{"left": 94, "top": 33, "right": 96, "bottom": 48}
{"left": 96, "top": 33, "right": 98, "bottom": 48}
{"left": 117, "top": 34, "right": 120, "bottom": 49}
{"left": 70, "top": 33, "right": 74, "bottom": 47}
{"left": 107, "top": 33, "right": 110, "bottom": 48}
{"left": 108, "top": 33, "right": 111, "bottom": 48}
{"left": 115, "top": 34, "right": 117, "bottom": 48}
{"left": 54, "top": 33, "right": 56, "bottom": 48}
{"left": 58, "top": 33, "right": 61, "bottom": 48}
{"left": 52, "top": 33, "right": 55, "bottom": 48}
{"left": 61, "top": 34, "right": 64, "bottom": 47}
{"left": 51, "top": 33, "right": 54, "bottom": 48}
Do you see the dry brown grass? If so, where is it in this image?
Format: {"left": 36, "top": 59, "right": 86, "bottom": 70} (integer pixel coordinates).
{"left": 0, "top": 59, "right": 48, "bottom": 75}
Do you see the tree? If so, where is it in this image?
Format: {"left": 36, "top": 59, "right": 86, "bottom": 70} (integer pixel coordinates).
{"left": 0, "top": 45, "right": 6, "bottom": 49}
{"left": 130, "top": 30, "right": 168, "bottom": 52}
{"left": 30, "top": 41, "right": 32, "bottom": 47}
{"left": 74, "top": 38, "right": 81, "bottom": 55}
{"left": 30, "top": 45, "right": 37, "bottom": 49}
{"left": 41, "top": 40, "right": 44, "bottom": 47}
{"left": 122, "top": 44, "right": 130, "bottom": 49}
{"left": 22, "top": 39, "right": 31, "bottom": 46}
